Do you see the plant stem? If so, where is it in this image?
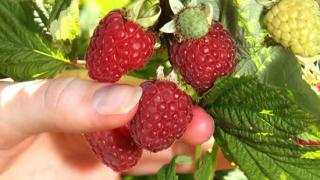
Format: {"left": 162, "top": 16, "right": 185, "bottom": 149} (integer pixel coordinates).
{"left": 156, "top": 0, "right": 172, "bottom": 30}
{"left": 211, "top": 141, "right": 220, "bottom": 178}
{"left": 194, "top": 145, "right": 202, "bottom": 169}
{"left": 73, "top": 59, "right": 86, "bottom": 65}
{"left": 220, "top": 0, "right": 228, "bottom": 27}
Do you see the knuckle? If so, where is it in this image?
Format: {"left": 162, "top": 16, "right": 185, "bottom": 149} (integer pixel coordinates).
{"left": 42, "top": 77, "right": 77, "bottom": 111}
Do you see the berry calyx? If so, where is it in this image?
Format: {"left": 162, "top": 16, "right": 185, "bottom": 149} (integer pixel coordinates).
{"left": 129, "top": 80, "right": 193, "bottom": 152}
{"left": 160, "top": 0, "right": 236, "bottom": 93}
{"left": 160, "top": 0, "right": 214, "bottom": 41}
{"left": 126, "top": 0, "right": 162, "bottom": 29}
{"left": 176, "top": 7, "right": 209, "bottom": 39}
{"left": 84, "top": 127, "right": 142, "bottom": 172}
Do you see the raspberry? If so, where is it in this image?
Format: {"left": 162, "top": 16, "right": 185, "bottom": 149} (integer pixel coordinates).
{"left": 316, "top": 83, "right": 320, "bottom": 92}
{"left": 170, "top": 22, "right": 236, "bottom": 93}
{"left": 84, "top": 126, "right": 142, "bottom": 172}
{"left": 85, "top": 10, "right": 156, "bottom": 82}
{"left": 298, "top": 139, "right": 320, "bottom": 146}
{"left": 129, "top": 81, "right": 193, "bottom": 152}
{"left": 264, "top": 0, "right": 320, "bottom": 57}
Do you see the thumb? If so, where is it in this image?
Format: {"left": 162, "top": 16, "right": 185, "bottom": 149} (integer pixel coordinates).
{"left": 0, "top": 77, "right": 142, "bottom": 148}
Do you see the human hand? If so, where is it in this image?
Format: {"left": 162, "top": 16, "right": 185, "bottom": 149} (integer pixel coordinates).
{"left": 0, "top": 77, "right": 231, "bottom": 180}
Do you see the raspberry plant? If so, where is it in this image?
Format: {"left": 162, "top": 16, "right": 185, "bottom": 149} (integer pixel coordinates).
{"left": 0, "top": 0, "right": 320, "bottom": 179}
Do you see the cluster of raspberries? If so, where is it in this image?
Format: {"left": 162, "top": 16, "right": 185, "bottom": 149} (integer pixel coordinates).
{"left": 84, "top": 7, "right": 236, "bottom": 171}
{"left": 83, "top": 0, "right": 320, "bottom": 171}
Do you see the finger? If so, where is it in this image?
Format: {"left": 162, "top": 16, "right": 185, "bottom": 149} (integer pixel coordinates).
{"left": 124, "top": 149, "right": 175, "bottom": 175}
{"left": 124, "top": 139, "right": 213, "bottom": 176}
{"left": 216, "top": 150, "right": 235, "bottom": 171}
{"left": 0, "top": 78, "right": 142, "bottom": 148}
{"left": 181, "top": 106, "right": 214, "bottom": 145}
{"left": 124, "top": 138, "right": 234, "bottom": 176}
{"left": 124, "top": 147, "right": 190, "bottom": 175}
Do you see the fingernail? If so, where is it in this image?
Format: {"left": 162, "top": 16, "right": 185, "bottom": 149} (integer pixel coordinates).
{"left": 92, "top": 85, "right": 142, "bottom": 115}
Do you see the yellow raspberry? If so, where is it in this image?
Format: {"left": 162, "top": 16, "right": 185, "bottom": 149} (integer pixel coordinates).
{"left": 265, "top": 0, "right": 320, "bottom": 57}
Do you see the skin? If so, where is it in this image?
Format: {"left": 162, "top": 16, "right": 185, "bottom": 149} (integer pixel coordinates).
{"left": 0, "top": 76, "right": 233, "bottom": 180}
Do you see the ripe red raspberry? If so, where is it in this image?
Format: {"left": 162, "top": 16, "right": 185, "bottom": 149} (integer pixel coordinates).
{"left": 85, "top": 10, "right": 156, "bottom": 82}
{"left": 129, "top": 81, "right": 193, "bottom": 152}
{"left": 316, "top": 83, "right": 320, "bottom": 92}
{"left": 298, "top": 139, "right": 320, "bottom": 146}
{"left": 170, "top": 22, "right": 236, "bottom": 93}
{"left": 84, "top": 126, "right": 142, "bottom": 172}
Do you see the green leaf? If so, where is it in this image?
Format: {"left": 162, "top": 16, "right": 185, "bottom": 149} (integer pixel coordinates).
{"left": 195, "top": 143, "right": 219, "bottom": 180}
{"left": 224, "top": 169, "right": 248, "bottom": 180}
{"left": 258, "top": 46, "right": 320, "bottom": 119}
{"left": 49, "top": 0, "right": 80, "bottom": 41}
{"left": 0, "top": 1, "right": 68, "bottom": 81}
{"left": 156, "top": 155, "right": 192, "bottom": 180}
{"left": 198, "top": 0, "right": 221, "bottom": 21}
{"left": 128, "top": 49, "right": 171, "bottom": 80}
{"left": 221, "top": 0, "right": 266, "bottom": 76}
{"left": 201, "top": 77, "right": 320, "bottom": 180}
{"left": 298, "top": 132, "right": 320, "bottom": 143}
{"left": 0, "top": 73, "right": 7, "bottom": 79}
{"left": 221, "top": 0, "right": 266, "bottom": 48}
{"left": 30, "top": 1, "right": 51, "bottom": 38}
{"left": 234, "top": 58, "right": 257, "bottom": 76}
{"left": 169, "top": 0, "right": 185, "bottom": 15}
{"left": 222, "top": 0, "right": 320, "bottom": 119}
{"left": 135, "top": 2, "right": 162, "bottom": 29}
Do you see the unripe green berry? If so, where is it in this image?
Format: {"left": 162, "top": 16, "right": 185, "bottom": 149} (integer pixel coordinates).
{"left": 176, "top": 7, "right": 209, "bottom": 39}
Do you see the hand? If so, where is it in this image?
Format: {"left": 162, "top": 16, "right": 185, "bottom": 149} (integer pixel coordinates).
{"left": 0, "top": 77, "right": 231, "bottom": 180}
